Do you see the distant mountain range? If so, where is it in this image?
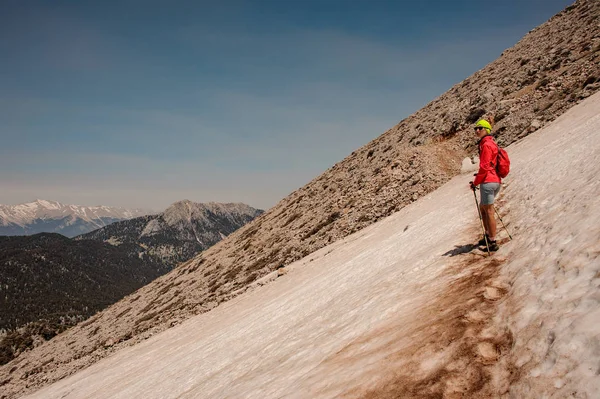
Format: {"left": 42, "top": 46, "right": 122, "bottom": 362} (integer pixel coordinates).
{"left": 78, "top": 200, "right": 264, "bottom": 268}
{"left": 0, "top": 199, "right": 150, "bottom": 237}
{"left": 0, "top": 200, "right": 262, "bottom": 365}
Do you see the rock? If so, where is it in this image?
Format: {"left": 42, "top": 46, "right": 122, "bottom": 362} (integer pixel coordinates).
{"left": 477, "top": 342, "right": 499, "bottom": 362}
{"left": 585, "top": 82, "right": 600, "bottom": 91}
{"left": 483, "top": 286, "right": 503, "bottom": 301}
{"left": 531, "top": 119, "right": 542, "bottom": 129}
{"left": 465, "top": 309, "right": 487, "bottom": 323}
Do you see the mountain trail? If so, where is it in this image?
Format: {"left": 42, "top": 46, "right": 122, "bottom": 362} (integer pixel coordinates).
{"left": 353, "top": 255, "right": 513, "bottom": 398}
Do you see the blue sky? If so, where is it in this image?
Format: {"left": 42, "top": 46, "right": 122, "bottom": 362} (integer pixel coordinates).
{"left": 0, "top": 0, "right": 572, "bottom": 211}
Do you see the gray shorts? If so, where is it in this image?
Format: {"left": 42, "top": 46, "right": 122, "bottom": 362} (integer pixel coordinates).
{"left": 480, "top": 183, "right": 501, "bottom": 205}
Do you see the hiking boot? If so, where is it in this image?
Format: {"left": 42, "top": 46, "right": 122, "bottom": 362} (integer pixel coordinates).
{"left": 488, "top": 240, "right": 500, "bottom": 252}
{"left": 477, "top": 234, "right": 489, "bottom": 246}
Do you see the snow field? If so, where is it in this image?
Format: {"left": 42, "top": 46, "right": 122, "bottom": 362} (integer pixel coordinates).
{"left": 489, "top": 92, "right": 600, "bottom": 397}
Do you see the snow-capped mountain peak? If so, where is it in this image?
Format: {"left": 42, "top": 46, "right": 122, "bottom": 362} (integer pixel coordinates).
{"left": 0, "top": 200, "right": 151, "bottom": 237}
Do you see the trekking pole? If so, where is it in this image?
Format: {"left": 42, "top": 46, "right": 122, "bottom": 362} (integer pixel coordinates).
{"left": 492, "top": 206, "right": 512, "bottom": 240}
{"left": 471, "top": 184, "right": 490, "bottom": 254}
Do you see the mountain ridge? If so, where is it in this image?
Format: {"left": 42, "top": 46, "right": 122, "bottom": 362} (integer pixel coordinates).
{"left": 0, "top": 199, "right": 151, "bottom": 237}
{"left": 77, "top": 200, "right": 263, "bottom": 269}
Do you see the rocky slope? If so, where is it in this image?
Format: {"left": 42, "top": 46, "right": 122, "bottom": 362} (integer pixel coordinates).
{"left": 77, "top": 201, "right": 263, "bottom": 269}
{"left": 1, "top": 1, "right": 599, "bottom": 397}
{"left": 0, "top": 200, "right": 149, "bottom": 237}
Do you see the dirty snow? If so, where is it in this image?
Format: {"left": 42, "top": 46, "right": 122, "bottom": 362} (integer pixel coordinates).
{"left": 24, "top": 92, "right": 600, "bottom": 398}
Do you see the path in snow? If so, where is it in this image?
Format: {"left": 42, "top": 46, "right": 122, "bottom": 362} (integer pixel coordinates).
{"left": 24, "top": 92, "right": 600, "bottom": 398}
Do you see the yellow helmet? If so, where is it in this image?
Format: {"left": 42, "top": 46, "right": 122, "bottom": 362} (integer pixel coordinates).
{"left": 475, "top": 119, "right": 492, "bottom": 134}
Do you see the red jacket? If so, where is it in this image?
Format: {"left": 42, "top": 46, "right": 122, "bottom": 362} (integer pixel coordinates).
{"left": 473, "top": 135, "right": 501, "bottom": 186}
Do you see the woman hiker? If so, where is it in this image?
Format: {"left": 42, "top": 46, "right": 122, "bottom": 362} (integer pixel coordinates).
{"left": 469, "top": 119, "right": 501, "bottom": 251}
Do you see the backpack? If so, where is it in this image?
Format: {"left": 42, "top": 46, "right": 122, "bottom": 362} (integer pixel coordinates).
{"left": 479, "top": 136, "right": 510, "bottom": 178}
{"left": 495, "top": 144, "right": 510, "bottom": 178}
